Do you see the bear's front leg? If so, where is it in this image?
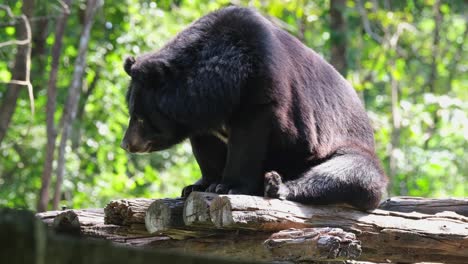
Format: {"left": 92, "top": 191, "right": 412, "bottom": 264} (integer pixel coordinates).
{"left": 182, "top": 135, "right": 227, "bottom": 197}
{"left": 209, "top": 105, "right": 272, "bottom": 196}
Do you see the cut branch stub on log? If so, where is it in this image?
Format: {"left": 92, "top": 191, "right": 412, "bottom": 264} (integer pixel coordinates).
{"left": 36, "top": 209, "right": 66, "bottom": 226}
{"left": 265, "top": 227, "right": 361, "bottom": 262}
{"left": 104, "top": 198, "right": 154, "bottom": 225}
{"left": 183, "top": 192, "right": 218, "bottom": 228}
{"left": 379, "top": 196, "right": 468, "bottom": 216}
{"left": 53, "top": 208, "right": 104, "bottom": 235}
{"left": 50, "top": 209, "right": 151, "bottom": 238}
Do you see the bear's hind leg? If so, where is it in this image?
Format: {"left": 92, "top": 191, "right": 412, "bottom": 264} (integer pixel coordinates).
{"left": 264, "top": 151, "right": 387, "bottom": 210}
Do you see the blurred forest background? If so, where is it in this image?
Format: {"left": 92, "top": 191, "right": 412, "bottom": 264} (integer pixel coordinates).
{"left": 0, "top": 0, "right": 466, "bottom": 211}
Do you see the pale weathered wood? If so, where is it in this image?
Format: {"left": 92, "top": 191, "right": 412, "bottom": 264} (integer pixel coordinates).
{"left": 183, "top": 192, "right": 219, "bottom": 228}
{"left": 144, "top": 198, "right": 213, "bottom": 239}
{"left": 265, "top": 227, "right": 361, "bottom": 262}
{"left": 209, "top": 194, "right": 468, "bottom": 264}
{"left": 210, "top": 195, "right": 311, "bottom": 230}
{"left": 104, "top": 198, "right": 154, "bottom": 225}
{"left": 379, "top": 196, "right": 468, "bottom": 216}
{"left": 145, "top": 198, "right": 185, "bottom": 233}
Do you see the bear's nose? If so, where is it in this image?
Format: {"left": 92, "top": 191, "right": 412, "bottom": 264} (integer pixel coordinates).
{"left": 120, "top": 140, "right": 129, "bottom": 151}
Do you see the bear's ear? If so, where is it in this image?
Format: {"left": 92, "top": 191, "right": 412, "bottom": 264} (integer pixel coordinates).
{"left": 124, "top": 56, "right": 136, "bottom": 76}
{"left": 156, "top": 59, "right": 175, "bottom": 78}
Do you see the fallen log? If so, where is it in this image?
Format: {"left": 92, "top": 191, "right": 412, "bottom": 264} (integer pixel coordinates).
{"left": 209, "top": 194, "right": 468, "bottom": 263}
{"left": 102, "top": 195, "right": 468, "bottom": 227}
{"left": 37, "top": 194, "right": 468, "bottom": 263}
{"left": 379, "top": 196, "right": 468, "bottom": 216}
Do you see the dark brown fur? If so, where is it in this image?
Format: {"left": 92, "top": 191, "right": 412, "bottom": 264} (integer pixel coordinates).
{"left": 121, "top": 6, "right": 388, "bottom": 210}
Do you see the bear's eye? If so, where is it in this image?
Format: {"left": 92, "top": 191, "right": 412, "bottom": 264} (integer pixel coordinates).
{"left": 137, "top": 118, "right": 144, "bottom": 124}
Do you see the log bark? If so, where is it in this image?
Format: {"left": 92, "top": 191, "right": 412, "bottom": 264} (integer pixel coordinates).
{"left": 210, "top": 194, "right": 468, "bottom": 263}
{"left": 104, "top": 198, "right": 154, "bottom": 225}
{"left": 265, "top": 227, "right": 361, "bottom": 262}
{"left": 379, "top": 196, "right": 468, "bottom": 216}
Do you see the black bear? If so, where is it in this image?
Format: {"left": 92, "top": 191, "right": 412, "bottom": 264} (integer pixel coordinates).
{"left": 121, "top": 6, "right": 388, "bottom": 210}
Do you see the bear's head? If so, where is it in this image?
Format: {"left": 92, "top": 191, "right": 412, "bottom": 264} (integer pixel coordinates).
{"left": 121, "top": 56, "right": 187, "bottom": 153}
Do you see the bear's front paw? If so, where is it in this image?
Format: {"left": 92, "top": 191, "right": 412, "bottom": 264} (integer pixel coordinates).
{"left": 264, "top": 171, "right": 289, "bottom": 200}
{"left": 205, "top": 183, "right": 251, "bottom": 195}
{"left": 181, "top": 184, "right": 206, "bottom": 197}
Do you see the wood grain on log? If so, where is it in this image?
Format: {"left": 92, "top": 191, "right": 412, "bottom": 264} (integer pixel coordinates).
{"left": 379, "top": 196, "right": 468, "bottom": 216}
{"left": 104, "top": 198, "right": 154, "bottom": 225}
{"left": 184, "top": 192, "right": 218, "bottom": 228}
{"left": 144, "top": 198, "right": 214, "bottom": 239}
{"left": 145, "top": 198, "right": 185, "bottom": 233}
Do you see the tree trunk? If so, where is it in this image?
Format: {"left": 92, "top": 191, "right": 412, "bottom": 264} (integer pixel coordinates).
{"left": 330, "top": 0, "right": 347, "bottom": 76}
{"left": 53, "top": 0, "right": 100, "bottom": 210}
{"left": 423, "top": 0, "right": 442, "bottom": 149}
{"left": 37, "top": 0, "right": 73, "bottom": 213}
{"left": 389, "top": 55, "right": 401, "bottom": 187}
{"left": 0, "top": 1, "right": 34, "bottom": 145}
{"left": 72, "top": 68, "right": 100, "bottom": 149}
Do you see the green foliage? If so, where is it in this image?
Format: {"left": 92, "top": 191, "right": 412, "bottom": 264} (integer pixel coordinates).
{"left": 0, "top": 0, "right": 466, "bottom": 210}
